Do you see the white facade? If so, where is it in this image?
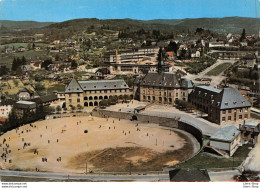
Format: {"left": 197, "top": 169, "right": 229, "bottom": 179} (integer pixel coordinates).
{"left": 0, "top": 104, "right": 12, "bottom": 118}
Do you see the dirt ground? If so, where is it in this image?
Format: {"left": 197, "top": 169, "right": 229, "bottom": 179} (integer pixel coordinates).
{"left": 0, "top": 116, "right": 197, "bottom": 173}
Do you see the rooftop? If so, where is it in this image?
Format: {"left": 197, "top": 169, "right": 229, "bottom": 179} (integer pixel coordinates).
{"left": 210, "top": 125, "right": 240, "bottom": 142}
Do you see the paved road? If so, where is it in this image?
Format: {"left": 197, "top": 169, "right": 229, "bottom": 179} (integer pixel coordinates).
{"left": 208, "top": 170, "right": 241, "bottom": 181}
{"left": 0, "top": 170, "right": 170, "bottom": 182}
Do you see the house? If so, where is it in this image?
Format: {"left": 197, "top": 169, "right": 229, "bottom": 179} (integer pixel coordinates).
{"left": 210, "top": 125, "right": 241, "bottom": 156}
{"left": 0, "top": 99, "right": 16, "bottom": 118}
{"left": 133, "top": 64, "right": 193, "bottom": 104}
{"left": 13, "top": 101, "right": 37, "bottom": 117}
{"left": 169, "top": 169, "right": 211, "bottom": 182}
{"left": 18, "top": 88, "right": 34, "bottom": 100}
{"left": 189, "top": 86, "right": 251, "bottom": 125}
{"left": 17, "top": 65, "right": 31, "bottom": 79}
{"left": 239, "top": 120, "right": 260, "bottom": 145}
{"left": 17, "top": 46, "right": 26, "bottom": 52}
{"left": 64, "top": 78, "right": 132, "bottom": 109}
{"left": 249, "top": 81, "right": 260, "bottom": 106}
{"left": 34, "top": 46, "right": 41, "bottom": 51}
{"left": 29, "top": 93, "right": 59, "bottom": 106}
{"left": 242, "top": 54, "right": 256, "bottom": 68}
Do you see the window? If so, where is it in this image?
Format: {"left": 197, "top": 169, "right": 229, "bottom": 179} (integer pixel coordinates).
{"left": 176, "top": 93, "right": 178, "bottom": 97}
{"left": 78, "top": 93, "right": 80, "bottom": 97}
{"left": 245, "top": 114, "right": 248, "bottom": 118}
{"left": 228, "top": 109, "right": 232, "bottom": 113}
{"left": 153, "top": 96, "right": 155, "bottom": 101}
{"left": 69, "top": 94, "right": 72, "bottom": 97}
{"left": 222, "top": 110, "right": 226, "bottom": 114}
{"left": 222, "top": 117, "right": 226, "bottom": 121}
{"left": 69, "top": 99, "right": 72, "bottom": 103}
{"left": 77, "top": 98, "right": 80, "bottom": 103}
{"left": 104, "top": 90, "right": 107, "bottom": 93}
{"left": 239, "top": 115, "right": 243, "bottom": 119}
{"left": 228, "top": 116, "right": 231, "bottom": 120}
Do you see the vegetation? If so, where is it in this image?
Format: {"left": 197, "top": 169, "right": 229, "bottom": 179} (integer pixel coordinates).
{"left": 2, "top": 105, "right": 55, "bottom": 133}
{"left": 175, "top": 144, "right": 253, "bottom": 169}
{"left": 175, "top": 99, "right": 195, "bottom": 113}
{"left": 206, "top": 63, "right": 232, "bottom": 76}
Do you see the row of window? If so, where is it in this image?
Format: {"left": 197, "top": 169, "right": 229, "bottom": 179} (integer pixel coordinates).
{"left": 222, "top": 108, "right": 248, "bottom": 114}
{"left": 69, "top": 89, "right": 128, "bottom": 97}
{"left": 222, "top": 114, "right": 248, "bottom": 121}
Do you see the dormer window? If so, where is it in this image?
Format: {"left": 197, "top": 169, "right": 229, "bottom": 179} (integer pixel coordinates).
{"left": 233, "top": 102, "right": 237, "bottom": 105}
{"left": 204, "top": 93, "right": 207, "bottom": 96}
{"left": 217, "top": 102, "right": 220, "bottom": 106}
{"left": 211, "top": 95, "right": 213, "bottom": 98}
{"left": 225, "top": 102, "right": 228, "bottom": 106}
{"left": 242, "top": 101, "right": 245, "bottom": 104}
{"left": 198, "top": 91, "right": 201, "bottom": 95}
{"left": 114, "top": 85, "right": 116, "bottom": 87}
{"left": 94, "top": 86, "right": 96, "bottom": 88}
{"left": 104, "top": 85, "right": 107, "bottom": 88}
{"left": 77, "top": 88, "right": 79, "bottom": 90}
{"left": 211, "top": 100, "right": 214, "bottom": 104}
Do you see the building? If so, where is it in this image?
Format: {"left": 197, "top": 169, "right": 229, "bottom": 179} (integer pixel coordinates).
{"left": 239, "top": 120, "right": 260, "bottom": 145}
{"left": 249, "top": 82, "right": 260, "bottom": 106}
{"left": 0, "top": 99, "right": 16, "bottom": 118}
{"left": 17, "top": 88, "right": 34, "bottom": 100}
{"left": 133, "top": 71, "right": 193, "bottom": 104}
{"left": 13, "top": 101, "right": 37, "bottom": 117}
{"left": 64, "top": 78, "right": 132, "bottom": 109}
{"left": 189, "top": 86, "right": 251, "bottom": 124}
{"left": 103, "top": 47, "right": 171, "bottom": 74}
{"left": 169, "top": 169, "right": 211, "bottom": 182}
{"left": 210, "top": 125, "right": 241, "bottom": 156}
{"left": 29, "top": 93, "right": 59, "bottom": 106}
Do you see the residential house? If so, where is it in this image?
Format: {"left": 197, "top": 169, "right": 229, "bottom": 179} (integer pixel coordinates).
{"left": 17, "top": 46, "right": 26, "bottom": 52}
{"left": 210, "top": 125, "right": 241, "bottom": 156}
{"left": 0, "top": 99, "right": 16, "bottom": 119}
{"left": 18, "top": 88, "right": 34, "bottom": 100}
{"left": 239, "top": 120, "right": 260, "bottom": 145}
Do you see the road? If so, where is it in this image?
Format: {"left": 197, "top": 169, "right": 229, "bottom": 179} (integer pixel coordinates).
{"left": 0, "top": 170, "right": 170, "bottom": 182}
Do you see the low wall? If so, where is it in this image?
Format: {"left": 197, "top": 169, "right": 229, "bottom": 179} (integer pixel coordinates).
{"left": 95, "top": 109, "right": 203, "bottom": 146}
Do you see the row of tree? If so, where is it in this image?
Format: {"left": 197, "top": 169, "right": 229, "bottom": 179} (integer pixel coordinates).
{"left": 1, "top": 105, "right": 54, "bottom": 133}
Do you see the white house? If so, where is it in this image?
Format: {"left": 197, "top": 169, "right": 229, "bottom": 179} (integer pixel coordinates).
{"left": 0, "top": 99, "right": 16, "bottom": 118}
{"left": 210, "top": 125, "right": 241, "bottom": 156}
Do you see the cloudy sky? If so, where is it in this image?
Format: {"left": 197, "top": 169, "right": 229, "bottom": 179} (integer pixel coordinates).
{"left": 0, "top": 0, "right": 259, "bottom": 22}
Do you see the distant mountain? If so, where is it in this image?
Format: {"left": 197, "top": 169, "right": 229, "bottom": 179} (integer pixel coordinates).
{"left": 1, "top": 17, "right": 259, "bottom": 34}
{"left": 0, "top": 20, "right": 55, "bottom": 30}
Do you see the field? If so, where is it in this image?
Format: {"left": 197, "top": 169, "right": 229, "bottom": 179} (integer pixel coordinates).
{"left": 0, "top": 116, "right": 198, "bottom": 173}
{"left": 206, "top": 63, "right": 232, "bottom": 76}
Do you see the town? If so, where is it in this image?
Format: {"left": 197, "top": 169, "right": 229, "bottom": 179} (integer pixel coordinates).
{"left": 0, "top": 16, "right": 260, "bottom": 182}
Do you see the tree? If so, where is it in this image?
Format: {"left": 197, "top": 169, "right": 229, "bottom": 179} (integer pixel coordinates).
{"left": 41, "top": 59, "right": 52, "bottom": 70}
{"left": 240, "top": 28, "right": 246, "bottom": 42}
{"left": 77, "top": 104, "right": 83, "bottom": 111}
{"left": 56, "top": 105, "right": 62, "bottom": 114}
{"left": 0, "top": 66, "right": 9, "bottom": 76}
{"left": 71, "top": 60, "right": 78, "bottom": 69}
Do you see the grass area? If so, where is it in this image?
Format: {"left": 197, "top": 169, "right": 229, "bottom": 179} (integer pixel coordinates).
{"left": 0, "top": 50, "right": 49, "bottom": 68}
{"left": 206, "top": 63, "right": 232, "bottom": 76}
{"left": 174, "top": 144, "right": 253, "bottom": 169}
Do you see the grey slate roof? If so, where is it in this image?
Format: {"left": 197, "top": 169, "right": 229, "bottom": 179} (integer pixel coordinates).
{"left": 191, "top": 86, "right": 251, "bottom": 110}
{"left": 65, "top": 78, "right": 84, "bottom": 93}
{"left": 136, "top": 72, "right": 193, "bottom": 89}
{"left": 210, "top": 125, "right": 240, "bottom": 142}
{"left": 240, "top": 120, "right": 260, "bottom": 133}
{"left": 65, "top": 78, "right": 129, "bottom": 93}
{"left": 29, "top": 94, "right": 58, "bottom": 104}
{"left": 217, "top": 88, "right": 251, "bottom": 110}
{"left": 19, "top": 88, "right": 34, "bottom": 95}
{"left": 169, "top": 169, "right": 211, "bottom": 182}
{"left": 0, "top": 99, "right": 16, "bottom": 106}
{"left": 78, "top": 80, "right": 129, "bottom": 91}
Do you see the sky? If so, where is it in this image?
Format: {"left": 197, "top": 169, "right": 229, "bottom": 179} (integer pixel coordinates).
{"left": 0, "top": 0, "right": 259, "bottom": 22}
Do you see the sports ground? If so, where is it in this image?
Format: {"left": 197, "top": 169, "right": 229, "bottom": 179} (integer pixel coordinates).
{"left": 0, "top": 116, "right": 199, "bottom": 173}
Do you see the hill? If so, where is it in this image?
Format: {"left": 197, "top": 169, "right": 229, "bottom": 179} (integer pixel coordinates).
{"left": 0, "top": 20, "right": 55, "bottom": 30}
{"left": 1, "top": 17, "right": 259, "bottom": 34}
